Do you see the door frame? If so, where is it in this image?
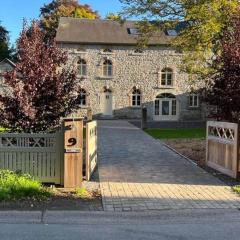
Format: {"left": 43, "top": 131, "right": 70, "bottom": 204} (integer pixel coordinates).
{"left": 153, "top": 94, "right": 179, "bottom": 121}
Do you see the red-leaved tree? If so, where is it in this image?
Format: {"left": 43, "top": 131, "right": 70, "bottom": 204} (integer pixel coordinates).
{"left": 205, "top": 14, "right": 240, "bottom": 123}
{"left": 0, "top": 20, "right": 81, "bottom": 132}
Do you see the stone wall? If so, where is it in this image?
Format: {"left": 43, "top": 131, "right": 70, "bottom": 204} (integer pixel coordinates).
{"left": 61, "top": 44, "right": 204, "bottom": 121}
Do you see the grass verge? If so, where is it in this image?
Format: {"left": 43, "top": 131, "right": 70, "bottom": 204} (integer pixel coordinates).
{"left": 145, "top": 128, "right": 206, "bottom": 139}
{"left": 233, "top": 185, "right": 240, "bottom": 194}
{"left": 0, "top": 170, "right": 50, "bottom": 201}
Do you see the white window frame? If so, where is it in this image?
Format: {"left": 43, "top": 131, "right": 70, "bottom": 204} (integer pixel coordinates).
{"left": 77, "top": 59, "right": 87, "bottom": 77}
{"left": 189, "top": 93, "right": 199, "bottom": 108}
{"left": 132, "top": 89, "right": 141, "bottom": 107}
{"left": 103, "top": 59, "right": 113, "bottom": 77}
{"left": 161, "top": 68, "right": 174, "bottom": 87}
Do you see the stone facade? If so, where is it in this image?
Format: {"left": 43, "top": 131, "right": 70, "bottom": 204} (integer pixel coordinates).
{"left": 61, "top": 44, "right": 204, "bottom": 121}
{"left": 0, "top": 59, "right": 15, "bottom": 95}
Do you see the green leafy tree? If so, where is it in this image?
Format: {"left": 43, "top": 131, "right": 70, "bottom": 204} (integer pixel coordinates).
{"left": 105, "top": 13, "right": 121, "bottom": 21}
{"left": 40, "top": 0, "right": 99, "bottom": 39}
{"left": 0, "top": 22, "right": 14, "bottom": 61}
{"left": 120, "top": 0, "right": 239, "bottom": 78}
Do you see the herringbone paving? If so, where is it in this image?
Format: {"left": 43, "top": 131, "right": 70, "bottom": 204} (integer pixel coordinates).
{"left": 98, "top": 120, "right": 240, "bottom": 211}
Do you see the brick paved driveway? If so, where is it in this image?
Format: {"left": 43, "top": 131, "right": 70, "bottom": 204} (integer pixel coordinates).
{"left": 97, "top": 120, "right": 240, "bottom": 211}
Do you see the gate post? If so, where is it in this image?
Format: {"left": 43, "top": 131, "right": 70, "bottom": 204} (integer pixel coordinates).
{"left": 141, "top": 107, "right": 147, "bottom": 130}
{"left": 63, "top": 117, "right": 83, "bottom": 188}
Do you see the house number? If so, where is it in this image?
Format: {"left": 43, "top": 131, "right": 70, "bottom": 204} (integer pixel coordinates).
{"left": 67, "top": 138, "right": 77, "bottom": 147}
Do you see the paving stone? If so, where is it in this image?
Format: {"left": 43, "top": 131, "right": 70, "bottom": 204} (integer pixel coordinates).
{"left": 98, "top": 120, "right": 240, "bottom": 212}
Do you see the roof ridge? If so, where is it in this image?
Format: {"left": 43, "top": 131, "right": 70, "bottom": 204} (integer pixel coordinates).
{"left": 59, "top": 17, "right": 137, "bottom": 23}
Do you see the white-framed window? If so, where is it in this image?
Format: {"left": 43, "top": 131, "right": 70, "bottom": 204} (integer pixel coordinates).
{"left": 132, "top": 88, "right": 141, "bottom": 107}
{"left": 79, "top": 89, "right": 87, "bottom": 106}
{"left": 189, "top": 93, "right": 199, "bottom": 108}
{"left": 77, "top": 58, "right": 87, "bottom": 76}
{"left": 161, "top": 68, "right": 173, "bottom": 87}
{"left": 103, "top": 59, "right": 113, "bottom": 77}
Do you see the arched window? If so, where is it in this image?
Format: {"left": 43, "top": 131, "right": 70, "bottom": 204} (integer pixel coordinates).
{"left": 134, "top": 49, "right": 143, "bottom": 54}
{"left": 155, "top": 93, "right": 177, "bottom": 116}
{"left": 161, "top": 68, "right": 173, "bottom": 86}
{"left": 103, "top": 59, "right": 113, "bottom": 77}
{"left": 77, "top": 59, "right": 87, "bottom": 76}
{"left": 132, "top": 88, "right": 141, "bottom": 107}
{"left": 79, "top": 89, "right": 87, "bottom": 106}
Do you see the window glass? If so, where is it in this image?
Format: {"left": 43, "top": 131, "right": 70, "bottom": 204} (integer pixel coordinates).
{"left": 79, "top": 89, "right": 86, "bottom": 106}
{"left": 161, "top": 68, "right": 173, "bottom": 86}
{"left": 77, "top": 59, "right": 87, "bottom": 76}
{"left": 132, "top": 89, "right": 141, "bottom": 106}
{"left": 103, "top": 60, "right": 113, "bottom": 77}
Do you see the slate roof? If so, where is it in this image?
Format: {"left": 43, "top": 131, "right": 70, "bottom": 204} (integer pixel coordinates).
{"left": 0, "top": 58, "right": 16, "bottom": 67}
{"left": 56, "top": 17, "right": 174, "bottom": 45}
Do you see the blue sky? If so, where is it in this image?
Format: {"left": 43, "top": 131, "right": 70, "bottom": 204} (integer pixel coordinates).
{"left": 0, "top": 0, "right": 122, "bottom": 45}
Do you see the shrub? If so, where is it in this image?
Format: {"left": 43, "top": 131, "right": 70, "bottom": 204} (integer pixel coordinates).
{"left": 75, "top": 187, "right": 91, "bottom": 198}
{"left": 233, "top": 185, "right": 240, "bottom": 194}
{"left": 0, "top": 170, "right": 50, "bottom": 200}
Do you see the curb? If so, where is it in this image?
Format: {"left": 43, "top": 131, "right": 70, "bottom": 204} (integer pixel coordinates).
{"left": 159, "top": 140, "right": 198, "bottom": 166}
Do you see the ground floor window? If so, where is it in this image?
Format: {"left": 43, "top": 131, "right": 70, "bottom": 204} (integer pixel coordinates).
{"left": 79, "top": 89, "right": 87, "bottom": 106}
{"left": 189, "top": 93, "right": 199, "bottom": 108}
{"left": 132, "top": 88, "right": 141, "bottom": 107}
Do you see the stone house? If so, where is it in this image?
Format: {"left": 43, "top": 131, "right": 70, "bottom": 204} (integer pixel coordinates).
{"left": 56, "top": 17, "right": 204, "bottom": 121}
{"left": 0, "top": 58, "right": 15, "bottom": 94}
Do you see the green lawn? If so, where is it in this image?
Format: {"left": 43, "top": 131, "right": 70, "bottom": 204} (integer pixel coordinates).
{"left": 145, "top": 128, "right": 206, "bottom": 139}
{"left": 0, "top": 127, "right": 5, "bottom": 132}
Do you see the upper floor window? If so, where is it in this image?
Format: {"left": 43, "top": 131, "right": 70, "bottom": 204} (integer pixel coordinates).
{"left": 189, "top": 93, "right": 199, "bottom": 108}
{"left": 77, "top": 58, "right": 87, "bottom": 76}
{"left": 103, "top": 59, "right": 113, "bottom": 77}
{"left": 161, "top": 68, "right": 173, "bottom": 86}
{"left": 134, "top": 49, "right": 143, "bottom": 54}
{"left": 77, "top": 48, "right": 86, "bottom": 53}
{"left": 103, "top": 48, "right": 113, "bottom": 53}
{"left": 132, "top": 88, "right": 141, "bottom": 107}
{"left": 79, "top": 88, "right": 87, "bottom": 106}
{"left": 128, "top": 28, "right": 139, "bottom": 35}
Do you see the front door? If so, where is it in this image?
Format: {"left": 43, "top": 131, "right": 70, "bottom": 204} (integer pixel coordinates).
{"left": 102, "top": 91, "right": 113, "bottom": 116}
{"left": 154, "top": 97, "right": 178, "bottom": 121}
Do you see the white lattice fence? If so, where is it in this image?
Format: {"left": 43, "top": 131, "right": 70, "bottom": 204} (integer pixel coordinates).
{"left": 206, "top": 121, "right": 239, "bottom": 178}
{"left": 0, "top": 132, "right": 64, "bottom": 184}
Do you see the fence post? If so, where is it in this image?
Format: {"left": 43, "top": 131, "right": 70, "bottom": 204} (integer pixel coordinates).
{"left": 87, "top": 107, "right": 93, "bottom": 121}
{"left": 63, "top": 117, "right": 83, "bottom": 188}
{"left": 141, "top": 107, "right": 147, "bottom": 130}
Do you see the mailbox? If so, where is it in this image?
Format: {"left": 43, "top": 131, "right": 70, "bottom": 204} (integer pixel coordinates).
{"left": 63, "top": 117, "right": 83, "bottom": 188}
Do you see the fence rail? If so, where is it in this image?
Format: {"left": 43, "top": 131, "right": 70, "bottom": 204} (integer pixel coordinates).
{"left": 206, "top": 121, "right": 239, "bottom": 179}
{"left": 0, "top": 132, "right": 63, "bottom": 184}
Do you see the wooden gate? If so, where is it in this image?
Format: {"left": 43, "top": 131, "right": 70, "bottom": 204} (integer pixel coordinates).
{"left": 0, "top": 132, "right": 63, "bottom": 184}
{"left": 86, "top": 121, "right": 98, "bottom": 181}
{"left": 206, "top": 121, "right": 239, "bottom": 178}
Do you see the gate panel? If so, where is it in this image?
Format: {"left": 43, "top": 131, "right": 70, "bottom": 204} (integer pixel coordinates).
{"left": 206, "top": 121, "right": 239, "bottom": 178}
{"left": 86, "top": 121, "right": 98, "bottom": 181}
{"left": 0, "top": 132, "right": 63, "bottom": 184}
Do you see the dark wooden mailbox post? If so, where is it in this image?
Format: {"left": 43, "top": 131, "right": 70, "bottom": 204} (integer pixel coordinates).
{"left": 63, "top": 117, "right": 83, "bottom": 188}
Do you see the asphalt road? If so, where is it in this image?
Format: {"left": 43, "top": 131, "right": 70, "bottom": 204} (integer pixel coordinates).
{"left": 0, "top": 209, "right": 240, "bottom": 240}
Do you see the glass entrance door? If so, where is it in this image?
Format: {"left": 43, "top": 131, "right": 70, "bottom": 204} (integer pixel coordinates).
{"left": 154, "top": 94, "right": 178, "bottom": 121}
{"left": 162, "top": 100, "right": 170, "bottom": 116}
